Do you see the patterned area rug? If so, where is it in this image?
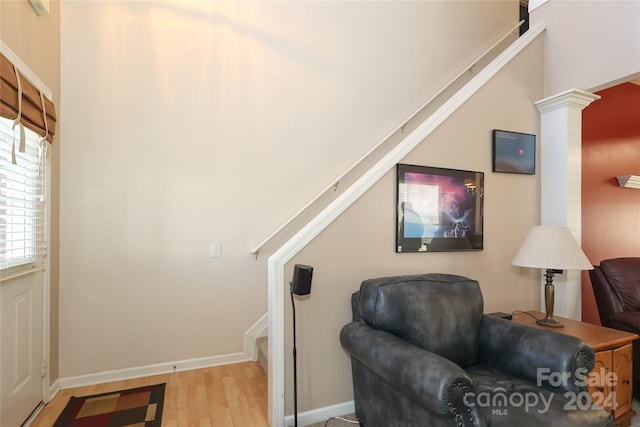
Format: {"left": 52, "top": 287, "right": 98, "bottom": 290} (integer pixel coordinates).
{"left": 53, "top": 383, "right": 165, "bottom": 427}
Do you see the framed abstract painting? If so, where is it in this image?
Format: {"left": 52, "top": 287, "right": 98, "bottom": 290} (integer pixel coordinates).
{"left": 396, "top": 164, "right": 484, "bottom": 252}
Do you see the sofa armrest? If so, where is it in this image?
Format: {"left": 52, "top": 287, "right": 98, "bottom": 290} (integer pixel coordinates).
{"left": 478, "top": 315, "right": 594, "bottom": 393}
{"left": 590, "top": 266, "right": 624, "bottom": 326}
{"left": 608, "top": 311, "right": 640, "bottom": 332}
{"left": 340, "top": 321, "right": 482, "bottom": 419}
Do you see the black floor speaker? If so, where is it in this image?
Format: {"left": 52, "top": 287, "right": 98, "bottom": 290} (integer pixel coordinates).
{"left": 291, "top": 264, "right": 313, "bottom": 295}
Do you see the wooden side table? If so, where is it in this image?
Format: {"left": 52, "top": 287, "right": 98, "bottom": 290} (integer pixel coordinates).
{"left": 512, "top": 310, "right": 639, "bottom": 427}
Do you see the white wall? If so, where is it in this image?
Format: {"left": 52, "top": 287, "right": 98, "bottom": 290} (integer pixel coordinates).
{"left": 530, "top": 0, "right": 640, "bottom": 95}
{"left": 59, "top": 1, "right": 519, "bottom": 379}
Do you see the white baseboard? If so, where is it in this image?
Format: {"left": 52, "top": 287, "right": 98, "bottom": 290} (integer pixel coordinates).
{"left": 57, "top": 315, "right": 269, "bottom": 390}
{"left": 284, "top": 401, "right": 355, "bottom": 427}
{"left": 58, "top": 352, "right": 252, "bottom": 389}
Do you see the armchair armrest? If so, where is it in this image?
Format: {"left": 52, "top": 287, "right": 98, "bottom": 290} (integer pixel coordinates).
{"left": 478, "top": 315, "right": 594, "bottom": 393}
{"left": 340, "top": 321, "right": 483, "bottom": 422}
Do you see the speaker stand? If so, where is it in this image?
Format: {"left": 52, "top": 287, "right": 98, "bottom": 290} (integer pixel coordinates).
{"left": 290, "top": 283, "right": 298, "bottom": 427}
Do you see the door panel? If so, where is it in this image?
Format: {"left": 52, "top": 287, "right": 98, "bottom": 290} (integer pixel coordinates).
{"left": 1, "top": 275, "right": 43, "bottom": 427}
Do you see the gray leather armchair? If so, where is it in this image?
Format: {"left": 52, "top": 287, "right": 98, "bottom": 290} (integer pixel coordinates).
{"left": 340, "top": 273, "right": 614, "bottom": 427}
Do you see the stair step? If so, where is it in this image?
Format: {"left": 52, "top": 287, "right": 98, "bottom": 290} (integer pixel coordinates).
{"left": 256, "top": 336, "right": 268, "bottom": 374}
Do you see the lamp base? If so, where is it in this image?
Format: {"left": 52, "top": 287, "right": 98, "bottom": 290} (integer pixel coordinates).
{"left": 537, "top": 269, "right": 564, "bottom": 328}
{"left": 536, "top": 316, "right": 564, "bottom": 328}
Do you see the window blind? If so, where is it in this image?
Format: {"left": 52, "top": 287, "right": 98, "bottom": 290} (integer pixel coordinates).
{"left": 0, "top": 53, "right": 56, "bottom": 143}
{"left": 0, "top": 116, "right": 47, "bottom": 278}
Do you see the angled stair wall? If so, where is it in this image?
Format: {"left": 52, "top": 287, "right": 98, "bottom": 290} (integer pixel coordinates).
{"left": 266, "top": 21, "right": 547, "bottom": 427}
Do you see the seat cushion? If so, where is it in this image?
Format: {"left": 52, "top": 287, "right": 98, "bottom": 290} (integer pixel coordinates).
{"left": 466, "top": 365, "right": 613, "bottom": 427}
{"left": 358, "top": 273, "right": 483, "bottom": 368}
{"left": 600, "top": 258, "right": 640, "bottom": 312}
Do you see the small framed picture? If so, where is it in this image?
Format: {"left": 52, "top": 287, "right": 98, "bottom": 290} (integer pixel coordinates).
{"left": 492, "top": 129, "right": 536, "bottom": 174}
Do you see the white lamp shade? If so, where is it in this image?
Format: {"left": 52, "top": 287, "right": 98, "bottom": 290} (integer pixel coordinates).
{"left": 512, "top": 226, "right": 593, "bottom": 270}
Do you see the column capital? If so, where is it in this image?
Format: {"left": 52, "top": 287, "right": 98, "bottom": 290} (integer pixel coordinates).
{"left": 535, "top": 89, "right": 601, "bottom": 114}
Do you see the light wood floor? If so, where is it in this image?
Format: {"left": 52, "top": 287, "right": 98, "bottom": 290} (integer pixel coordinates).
{"left": 30, "top": 361, "right": 269, "bottom": 427}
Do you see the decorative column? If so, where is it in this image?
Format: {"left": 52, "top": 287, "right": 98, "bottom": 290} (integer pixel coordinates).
{"left": 535, "top": 89, "right": 600, "bottom": 320}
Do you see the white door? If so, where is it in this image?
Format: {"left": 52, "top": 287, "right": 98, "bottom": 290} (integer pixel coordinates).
{"left": 1, "top": 274, "right": 44, "bottom": 427}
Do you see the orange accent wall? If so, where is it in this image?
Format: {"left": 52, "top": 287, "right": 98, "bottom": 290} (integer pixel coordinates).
{"left": 582, "top": 82, "right": 640, "bottom": 325}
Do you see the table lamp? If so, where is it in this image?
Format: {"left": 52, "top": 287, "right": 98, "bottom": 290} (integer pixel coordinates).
{"left": 512, "top": 225, "right": 593, "bottom": 328}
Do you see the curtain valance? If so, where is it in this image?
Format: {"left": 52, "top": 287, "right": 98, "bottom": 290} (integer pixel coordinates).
{"left": 0, "top": 53, "right": 56, "bottom": 143}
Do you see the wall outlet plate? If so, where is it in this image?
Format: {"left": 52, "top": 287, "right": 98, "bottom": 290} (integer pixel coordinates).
{"left": 210, "top": 242, "right": 221, "bottom": 258}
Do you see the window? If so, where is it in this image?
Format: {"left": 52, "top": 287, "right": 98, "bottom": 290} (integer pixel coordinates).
{"left": 0, "top": 117, "right": 47, "bottom": 277}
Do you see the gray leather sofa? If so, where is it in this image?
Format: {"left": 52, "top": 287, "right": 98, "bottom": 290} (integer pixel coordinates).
{"left": 340, "top": 273, "right": 613, "bottom": 427}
